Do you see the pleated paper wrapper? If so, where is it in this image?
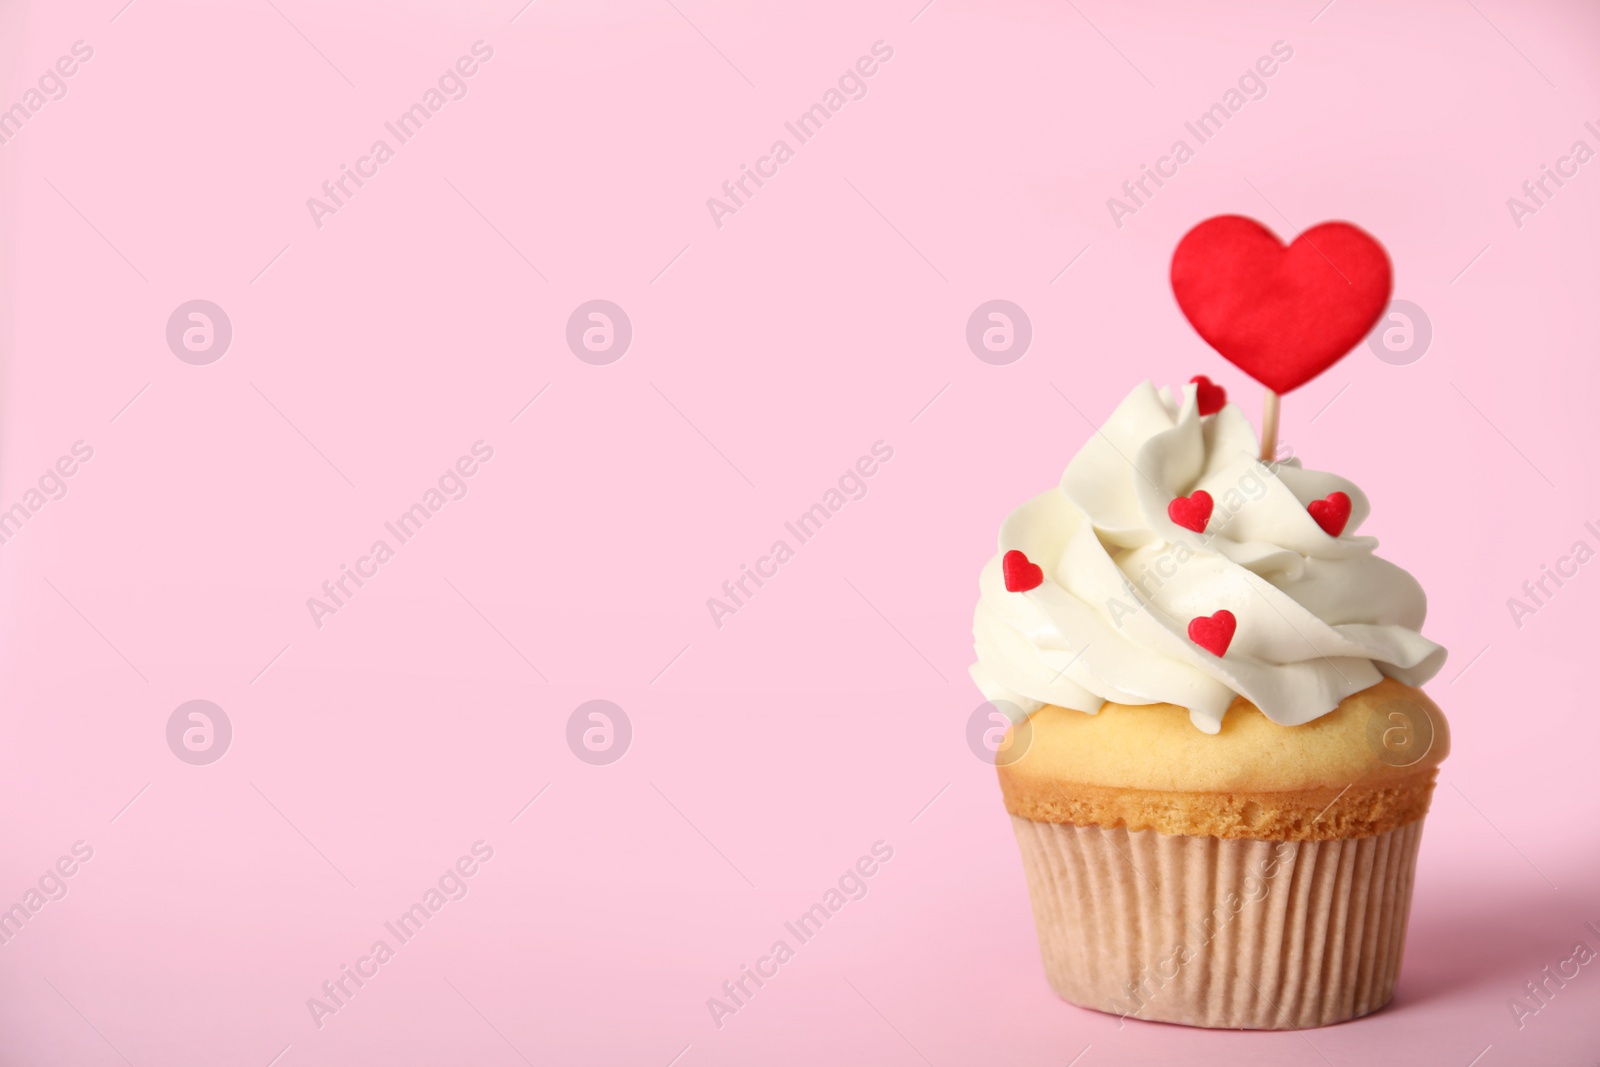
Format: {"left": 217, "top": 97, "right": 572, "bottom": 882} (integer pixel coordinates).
{"left": 1009, "top": 816, "right": 1424, "bottom": 1029}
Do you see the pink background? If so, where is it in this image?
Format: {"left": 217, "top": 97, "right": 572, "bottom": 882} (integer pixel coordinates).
{"left": 1, "top": 0, "right": 1598, "bottom": 1064}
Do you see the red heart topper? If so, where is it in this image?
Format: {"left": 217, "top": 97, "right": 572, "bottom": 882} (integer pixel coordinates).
{"left": 1190, "top": 375, "right": 1227, "bottom": 416}
{"left": 1167, "top": 490, "right": 1213, "bottom": 533}
{"left": 1188, "top": 610, "right": 1236, "bottom": 657}
{"left": 1171, "top": 216, "right": 1392, "bottom": 394}
{"left": 1307, "top": 491, "right": 1352, "bottom": 537}
{"left": 1002, "top": 550, "right": 1044, "bottom": 592}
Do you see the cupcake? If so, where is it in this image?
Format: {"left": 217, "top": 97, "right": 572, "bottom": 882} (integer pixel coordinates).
{"left": 971, "top": 378, "right": 1449, "bottom": 1029}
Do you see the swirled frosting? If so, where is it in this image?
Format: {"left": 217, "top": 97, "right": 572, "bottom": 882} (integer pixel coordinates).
{"left": 970, "top": 380, "right": 1447, "bottom": 733}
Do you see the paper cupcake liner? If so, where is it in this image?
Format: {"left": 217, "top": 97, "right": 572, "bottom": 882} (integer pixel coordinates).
{"left": 1010, "top": 816, "right": 1424, "bottom": 1029}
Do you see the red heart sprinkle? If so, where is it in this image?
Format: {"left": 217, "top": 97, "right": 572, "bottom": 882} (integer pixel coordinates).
{"left": 1172, "top": 216, "right": 1392, "bottom": 394}
{"left": 1190, "top": 375, "right": 1227, "bottom": 416}
{"left": 1167, "top": 489, "right": 1214, "bottom": 533}
{"left": 1188, "top": 610, "right": 1237, "bottom": 657}
{"left": 1308, "top": 491, "right": 1352, "bottom": 537}
{"left": 1002, "top": 550, "right": 1044, "bottom": 592}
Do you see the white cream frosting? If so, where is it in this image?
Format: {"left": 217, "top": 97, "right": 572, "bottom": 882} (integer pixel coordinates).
{"left": 970, "top": 380, "right": 1447, "bottom": 733}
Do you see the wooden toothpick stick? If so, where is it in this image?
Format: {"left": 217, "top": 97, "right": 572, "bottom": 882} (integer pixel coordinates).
{"left": 1260, "top": 390, "right": 1280, "bottom": 462}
